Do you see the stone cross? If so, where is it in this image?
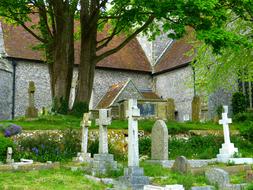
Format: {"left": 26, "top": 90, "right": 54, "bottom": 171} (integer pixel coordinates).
{"left": 81, "top": 113, "right": 91, "bottom": 153}
{"left": 217, "top": 105, "right": 238, "bottom": 162}
{"left": 151, "top": 120, "right": 168, "bottom": 160}
{"left": 28, "top": 81, "right": 36, "bottom": 108}
{"left": 96, "top": 109, "right": 111, "bottom": 154}
{"left": 6, "top": 147, "right": 14, "bottom": 164}
{"left": 126, "top": 99, "right": 140, "bottom": 167}
{"left": 219, "top": 106, "right": 232, "bottom": 145}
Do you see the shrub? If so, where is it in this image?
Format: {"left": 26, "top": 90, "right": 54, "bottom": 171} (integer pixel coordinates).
{"left": 0, "top": 136, "right": 15, "bottom": 162}
{"left": 139, "top": 136, "right": 151, "bottom": 157}
{"left": 233, "top": 112, "right": 253, "bottom": 122}
{"left": 216, "top": 105, "right": 223, "bottom": 119}
{"left": 71, "top": 101, "right": 89, "bottom": 117}
{"left": 4, "top": 124, "right": 22, "bottom": 137}
{"left": 232, "top": 92, "right": 247, "bottom": 115}
{"left": 14, "top": 129, "right": 80, "bottom": 162}
{"left": 52, "top": 97, "right": 69, "bottom": 115}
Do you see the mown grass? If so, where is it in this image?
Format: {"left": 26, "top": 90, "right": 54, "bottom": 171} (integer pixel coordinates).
{"left": 0, "top": 168, "right": 107, "bottom": 190}
{"left": 0, "top": 114, "right": 246, "bottom": 133}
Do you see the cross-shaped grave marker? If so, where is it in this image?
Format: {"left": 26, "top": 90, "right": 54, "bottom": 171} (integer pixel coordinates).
{"left": 217, "top": 105, "right": 238, "bottom": 162}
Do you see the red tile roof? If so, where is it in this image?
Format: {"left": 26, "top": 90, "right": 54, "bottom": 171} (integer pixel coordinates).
{"left": 154, "top": 30, "right": 195, "bottom": 74}
{"left": 141, "top": 91, "right": 161, "bottom": 99}
{"left": 1, "top": 19, "right": 151, "bottom": 72}
{"left": 96, "top": 81, "right": 127, "bottom": 109}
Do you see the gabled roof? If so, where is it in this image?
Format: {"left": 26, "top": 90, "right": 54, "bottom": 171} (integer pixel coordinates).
{"left": 96, "top": 79, "right": 161, "bottom": 109}
{"left": 96, "top": 80, "right": 131, "bottom": 109}
{"left": 154, "top": 30, "right": 195, "bottom": 74}
{"left": 1, "top": 18, "right": 151, "bottom": 72}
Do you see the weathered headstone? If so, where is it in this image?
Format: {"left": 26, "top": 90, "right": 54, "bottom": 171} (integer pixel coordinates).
{"left": 151, "top": 120, "right": 168, "bottom": 160}
{"left": 172, "top": 156, "right": 191, "bottom": 174}
{"left": 217, "top": 105, "right": 238, "bottom": 163}
{"left": 246, "top": 170, "right": 253, "bottom": 182}
{"left": 117, "top": 99, "right": 149, "bottom": 190}
{"left": 192, "top": 96, "right": 201, "bottom": 122}
{"left": 91, "top": 109, "right": 117, "bottom": 175}
{"left": 167, "top": 98, "right": 175, "bottom": 121}
{"left": 73, "top": 112, "right": 92, "bottom": 162}
{"left": 25, "top": 81, "right": 38, "bottom": 118}
{"left": 6, "top": 147, "right": 14, "bottom": 164}
{"left": 205, "top": 168, "right": 230, "bottom": 189}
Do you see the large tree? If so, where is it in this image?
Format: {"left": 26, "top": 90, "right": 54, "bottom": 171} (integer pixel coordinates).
{"left": 1, "top": 0, "right": 250, "bottom": 114}
{"left": 0, "top": 0, "right": 78, "bottom": 113}
{"left": 74, "top": 0, "right": 239, "bottom": 107}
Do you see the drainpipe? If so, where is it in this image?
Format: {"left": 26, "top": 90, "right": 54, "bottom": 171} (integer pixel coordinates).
{"left": 11, "top": 59, "right": 16, "bottom": 119}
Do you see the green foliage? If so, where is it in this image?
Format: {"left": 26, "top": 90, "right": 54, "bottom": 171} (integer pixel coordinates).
{"left": 0, "top": 136, "right": 15, "bottom": 162}
{"left": 139, "top": 135, "right": 253, "bottom": 159}
{"left": 71, "top": 101, "right": 88, "bottom": 117}
{"left": 238, "top": 121, "right": 253, "bottom": 142}
{"left": 233, "top": 112, "right": 253, "bottom": 122}
{"left": 52, "top": 97, "right": 69, "bottom": 115}
{"left": 232, "top": 92, "right": 247, "bottom": 115}
{"left": 14, "top": 129, "right": 80, "bottom": 162}
{"left": 139, "top": 136, "right": 151, "bottom": 157}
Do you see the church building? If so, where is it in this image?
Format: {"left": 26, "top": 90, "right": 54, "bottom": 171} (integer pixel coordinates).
{"left": 0, "top": 21, "right": 233, "bottom": 121}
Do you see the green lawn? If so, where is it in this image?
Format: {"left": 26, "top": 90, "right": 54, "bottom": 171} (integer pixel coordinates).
{"left": 0, "top": 168, "right": 107, "bottom": 190}
{"left": 0, "top": 114, "right": 246, "bottom": 133}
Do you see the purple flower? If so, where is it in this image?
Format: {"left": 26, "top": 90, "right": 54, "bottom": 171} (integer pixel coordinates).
{"left": 32, "top": 147, "right": 39, "bottom": 155}
{"left": 4, "top": 124, "right": 22, "bottom": 137}
{"left": 4, "top": 130, "right": 11, "bottom": 137}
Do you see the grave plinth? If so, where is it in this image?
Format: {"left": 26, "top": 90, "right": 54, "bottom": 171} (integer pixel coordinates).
{"left": 117, "top": 99, "right": 149, "bottom": 190}
{"left": 91, "top": 109, "right": 117, "bottom": 176}
{"left": 216, "top": 106, "right": 238, "bottom": 163}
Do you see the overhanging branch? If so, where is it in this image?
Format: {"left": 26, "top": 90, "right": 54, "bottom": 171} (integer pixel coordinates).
{"left": 95, "top": 15, "right": 154, "bottom": 63}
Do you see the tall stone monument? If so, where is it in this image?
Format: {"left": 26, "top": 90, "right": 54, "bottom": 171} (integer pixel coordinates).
{"left": 151, "top": 120, "right": 168, "bottom": 160}
{"left": 118, "top": 99, "right": 149, "bottom": 190}
{"left": 73, "top": 112, "right": 92, "bottom": 162}
{"left": 91, "top": 109, "right": 117, "bottom": 175}
{"left": 25, "top": 81, "right": 38, "bottom": 118}
{"left": 217, "top": 105, "right": 238, "bottom": 163}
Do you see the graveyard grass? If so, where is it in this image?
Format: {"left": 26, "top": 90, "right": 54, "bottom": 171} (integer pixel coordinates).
{"left": 0, "top": 168, "right": 107, "bottom": 190}
{"left": 0, "top": 114, "right": 246, "bottom": 132}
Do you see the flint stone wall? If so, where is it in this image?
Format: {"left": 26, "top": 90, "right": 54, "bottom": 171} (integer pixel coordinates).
{"left": 0, "top": 59, "right": 13, "bottom": 120}
{"left": 92, "top": 69, "right": 152, "bottom": 109}
{"left": 14, "top": 60, "right": 52, "bottom": 117}
{"left": 154, "top": 65, "right": 194, "bottom": 121}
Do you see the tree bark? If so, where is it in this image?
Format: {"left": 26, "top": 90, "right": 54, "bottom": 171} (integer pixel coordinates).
{"left": 47, "top": 1, "right": 75, "bottom": 113}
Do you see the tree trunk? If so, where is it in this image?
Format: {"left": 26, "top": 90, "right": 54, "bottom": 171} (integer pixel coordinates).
{"left": 48, "top": 2, "right": 75, "bottom": 114}
{"left": 74, "top": 0, "right": 98, "bottom": 110}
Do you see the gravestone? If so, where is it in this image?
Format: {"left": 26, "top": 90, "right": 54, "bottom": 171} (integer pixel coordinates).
{"left": 73, "top": 112, "right": 92, "bottom": 162}
{"left": 167, "top": 98, "right": 175, "bottom": 120}
{"left": 192, "top": 96, "right": 201, "bottom": 122}
{"left": 205, "top": 168, "right": 230, "bottom": 189}
{"left": 151, "top": 120, "right": 168, "bottom": 160}
{"left": 191, "top": 186, "right": 215, "bottom": 190}
{"left": 172, "top": 156, "right": 191, "bottom": 174}
{"left": 6, "top": 147, "right": 14, "bottom": 164}
{"left": 117, "top": 99, "right": 149, "bottom": 190}
{"left": 25, "top": 81, "right": 38, "bottom": 118}
{"left": 91, "top": 109, "right": 117, "bottom": 175}
{"left": 217, "top": 105, "right": 238, "bottom": 163}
